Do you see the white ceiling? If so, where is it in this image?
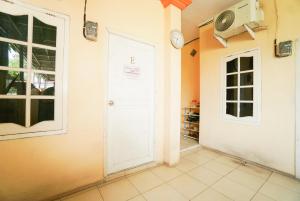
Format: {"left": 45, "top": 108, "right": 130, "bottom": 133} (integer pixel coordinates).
{"left": 182, "top": 0, "right": 240, "bottom": 43}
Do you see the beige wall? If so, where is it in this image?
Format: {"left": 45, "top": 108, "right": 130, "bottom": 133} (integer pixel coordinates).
{"left": 181, "top": 39, "right": 200, "bottom": 108}
{"left": 163, "top": 5, "right": 182, "bottom": 165}
{"left": 200, "top": 0, "right": 300, "bottom": 175}
{"left": 0, "top": 1, "right": 168, "bottom": 201}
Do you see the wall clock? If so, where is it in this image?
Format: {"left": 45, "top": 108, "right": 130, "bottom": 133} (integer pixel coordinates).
{"left": 170, "top": 29, "right": 185, "bottom": 49}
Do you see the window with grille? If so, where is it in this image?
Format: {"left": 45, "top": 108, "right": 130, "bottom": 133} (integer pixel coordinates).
{"left": 222, "top": 49, "right": 261, "bottom": 123}
{"left": 0, "top": 0, "right": 68, "bottom": 140}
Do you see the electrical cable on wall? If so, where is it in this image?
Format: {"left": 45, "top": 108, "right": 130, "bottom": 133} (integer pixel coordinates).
{"left": 273, "top": 0, "right": 293, "bottom": 57}
{"left": 83, "top": 0, "right": 87, "bottom": 38}
{"left": 274, "top": 0, "right": 279, "bottom": 40}
{"left": 82, "top": 0, "right": 98, "bottom": 41}
{"left": 273, "top": 0, "right": 279, "bottom": 49}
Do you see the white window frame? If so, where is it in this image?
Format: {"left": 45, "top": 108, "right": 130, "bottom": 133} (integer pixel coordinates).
{"left": 0, "top": 0, "right": 69, "bottom": 140}
{"left": 221, "top": 48, "right": 261, "bottom": 124}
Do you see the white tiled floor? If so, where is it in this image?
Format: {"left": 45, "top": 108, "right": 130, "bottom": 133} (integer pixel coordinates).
{"left": 59, "top": 147, "right": 300, "bottom": 201}
{"left": 180, "top": 135, "right": 199, "bottom": 150}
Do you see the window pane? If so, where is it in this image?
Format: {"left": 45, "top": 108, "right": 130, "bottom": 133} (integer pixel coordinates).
{"left": 227, "top": 58, "right": 238, "bottom": 73}
{"left": 32, "top": 73, "right": 55, "bottom": 95}
{"left": 31, "top": 99, "right": 54, "bottom": 126}
{"left": 0, "top": 12, "right": 28, "bottom": 41}
{"left": 240, "top": 88, "right": 253, "bottom": 101}
{"left": 240, "top": 57, "right": 253, "bottom": 71}
{"left": 33, "top": 17, "right": 57, "bottom": 47}
{"left": 226, "top": 88, "right": 237, "bottom": 100}
{"left": 240, "top": 103, "right": 253, "bottom": 117}
{"left": 0, "top": 41, "right": 27, "bottom": 68}
{"left": 240, "top": 72, "right": 253, "bottom": 86}
{"left": 227, "top": 74, "right": 238, "bottom": 87}
{"left": 226, "top": 102, "right": 237, "bottom": 117}
{"left": 0, "top": 99, "right": 25, "bottom": 126}
{"left": 0, "top": 70, "right": 27, "bottom": 95}
{"left": 32, "top": 47, "right": 56, "bottom": 71}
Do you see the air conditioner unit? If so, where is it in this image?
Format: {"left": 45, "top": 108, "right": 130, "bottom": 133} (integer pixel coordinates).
{"left": 214, "top": 0, "right": 264, "bottom": 39}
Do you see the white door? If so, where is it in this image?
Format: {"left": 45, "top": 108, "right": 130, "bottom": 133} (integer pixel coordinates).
{"left": 296, "top": 38, "right": 300, "bottom": 178}
{"left": 107, "top": 33, "right": 155, "bottom": 174}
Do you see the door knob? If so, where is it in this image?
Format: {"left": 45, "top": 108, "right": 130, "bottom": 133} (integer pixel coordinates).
{"left": 108, "top": 100, "right": 114, "bottom": 106}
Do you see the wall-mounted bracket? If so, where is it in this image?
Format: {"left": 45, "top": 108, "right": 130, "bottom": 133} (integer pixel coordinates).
{"left": 244, "top": 24, "right": 255, "bottom": 40}
{"left": 214, "top": 24, "right": 258, "bottom": 48}
{"left": 214, "top": 34, "right": 227, "bottom": 48}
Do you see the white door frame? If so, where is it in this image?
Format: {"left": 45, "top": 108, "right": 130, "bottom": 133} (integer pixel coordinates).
{"left": 296, "top": 38, "right": 300, "bottom": 178}
{"left": 103, "top": 28, "right": 157, "bottom": 177}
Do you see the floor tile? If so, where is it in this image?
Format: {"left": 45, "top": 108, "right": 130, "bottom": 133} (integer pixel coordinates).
{"left": 127, "top": 170, "right": 163, "bottom": 193}
{"left": 188, "top": 166, "right": 223, "bottom": 185}
{"left": 259, "top": 182, "right": 300, "bottom": 201}
{"left": 196, "top": 149, "right": 221, "bottom": 159}
{"left": 226, "top": 169, "right": 266, "bottom": 191}
{"left": 57, "top": 149, "right": 300, "bottom": 201}
{"left": 168, "top": 174, "right": 207, "bottom": 199}
{"left": 151, "top": 165, "right": 182, "bottom": 182}
{"left": 176, "top": 158, "right": 198, "bottom": 172}
{"left": 268, "top": 172, "right": 300, "bottom": 193}
{"left": 62, "top": 187, "right": 103, "bottom": 201}
{"left": 252, "top": 193, "right": 275, "bottom": 201}
{"left": 181, "top": 136, "right": 199, "bottom": 150}
{"left": 215, "top": 156, "right": 241, "bottom": 168}
{"left": 203, "top": 160, "right": 235, "bottom": 176}
{"left": 99, "top": 178, "right": 139, "bottom": 201}
{"left": 191, "top": 189, "right": 233, "bottom": 201}
{"left": 180, "top": 149, "right": 199, "bottom": 157}
{"left": 143, "top": 184, "right": 188, "bottom": 201}
{"left": 213, "top": 178, "right": 256, "bottom": 201}
{"left": 127, "top": 195, "right": 146, "bottom": 201}
{"left": 237, "top": 164, "right": 272, "bottom": 179}
{"left": 125, "top": 162, "right": 157, "bottom": 175}
{"left": 184, "top": 153, "right": 212, "bottom": 165}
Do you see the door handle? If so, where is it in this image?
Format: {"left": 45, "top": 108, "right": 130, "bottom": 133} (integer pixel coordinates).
{"left": 108, "top": 100, "right": 114, "bottom": 106}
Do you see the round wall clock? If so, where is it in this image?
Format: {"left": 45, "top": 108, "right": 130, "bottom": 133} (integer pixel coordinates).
{"left": 170, "top": 29, "right": 185, "bottom": 49}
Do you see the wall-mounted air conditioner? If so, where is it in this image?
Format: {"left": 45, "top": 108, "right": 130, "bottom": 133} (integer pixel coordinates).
{"left": 214, "top": 0, "right": 264, "bottom": 40}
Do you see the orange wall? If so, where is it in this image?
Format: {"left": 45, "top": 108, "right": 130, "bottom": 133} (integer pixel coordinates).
{"left": 199, "top": 0, "right": 300, "bottom": 174}
{"left": 0, "top": 1, "right": 167, "bottom": 201}
{"left": 181, "top": 39, "right": 200, "bottom": 108}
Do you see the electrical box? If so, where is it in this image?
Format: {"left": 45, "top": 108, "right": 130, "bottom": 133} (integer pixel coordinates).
{"left": 84, "top": 21, "right": 98, "bottom": 41}
{"left": 276, "top": 40, "right": 293, "bottom": 57}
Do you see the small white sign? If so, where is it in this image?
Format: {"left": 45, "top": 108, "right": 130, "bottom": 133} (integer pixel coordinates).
{"left": 123, "top": 65, "right": 140, "bottom": 79}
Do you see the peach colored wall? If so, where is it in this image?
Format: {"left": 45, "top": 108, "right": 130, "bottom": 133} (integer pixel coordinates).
{"left": 0, "top": 1, "right": 167, "bottom": 201}
{"left": 199, "top": 0, "right": 300, "bottom": 175}
{"left": 181, "top": 39, "right": 200, "bottom": 108}
{"left": 163, "top": 4, "right": 182, "bottom": 165}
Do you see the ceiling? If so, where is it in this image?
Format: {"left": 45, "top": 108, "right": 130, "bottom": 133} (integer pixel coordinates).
{"left": 182, "top": 0, "right": 240, "bottom": 43}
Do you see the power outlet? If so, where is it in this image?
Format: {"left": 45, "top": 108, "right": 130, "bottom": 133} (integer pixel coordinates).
{"left": 275, "top": 40, "right": 293, "bottom": 57}
{"left": 84, "top": 21, "right": 98, "bottom": 41}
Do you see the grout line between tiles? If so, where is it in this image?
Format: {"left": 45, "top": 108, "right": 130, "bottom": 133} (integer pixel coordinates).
{"left": 166, "top": 172, "right": 209, "bottom": 200}
{"left": 60, "top": 148, "right": 295, "bottom": 201}
{"left": 188, "top": 159, "right": 241, "bottom": 201}
{"left": 125, "top": 175, "right": 145, "bottom": 196}
{"left": 193, "top": 157, "right": 240, "bottom": 200}
{"left": 168, "top": 150, "right": 241, "bottom": 201}
{"left": 132, "top": 166, "right": 189, "bottom": 199}
{"left": 96, "top": 185, "right": 105, "bottom": 201}
{"left": 249, "top": 171, "right": 273, "bottom": 201}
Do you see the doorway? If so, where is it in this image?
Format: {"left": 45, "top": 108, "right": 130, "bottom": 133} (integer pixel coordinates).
{"left": 106, "top": 32, "right": 155, "bottom": 174}
{"left": 180, "top": 38, "right": 200, "bottom": 150}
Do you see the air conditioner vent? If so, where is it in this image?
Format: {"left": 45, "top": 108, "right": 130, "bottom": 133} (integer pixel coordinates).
{"left": 215, "top": 10, "right": 235, "bottom": 32}
{"left": 214, "top": 0, "right": 264, "bottom": 40}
